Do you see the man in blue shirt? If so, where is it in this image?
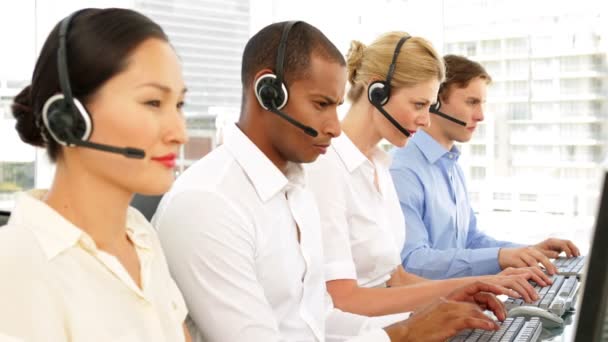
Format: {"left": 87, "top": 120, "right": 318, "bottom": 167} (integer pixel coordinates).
{"left": 390, "top": 55, "right": 580, "bottom": 280}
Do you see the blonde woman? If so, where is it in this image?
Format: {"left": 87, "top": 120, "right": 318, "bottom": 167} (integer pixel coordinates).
{"left": 306, "top": 32, "right": 551, "bottom": 316}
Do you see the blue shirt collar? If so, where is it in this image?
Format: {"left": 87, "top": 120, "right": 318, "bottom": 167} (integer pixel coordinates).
{"left": 411, "top": 129, "right": 460, "bottom": 164}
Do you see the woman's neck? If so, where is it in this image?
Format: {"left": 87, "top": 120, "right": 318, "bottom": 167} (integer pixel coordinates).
{"left": 341, "top": 101, "right": 383, "bottom": 160}
{"left": 44, "top": 160, "right": 133, "bottom": 252}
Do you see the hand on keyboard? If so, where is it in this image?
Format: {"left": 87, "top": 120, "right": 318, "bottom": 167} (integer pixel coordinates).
{"left": 504, "top": 274, "right": 579, "bottom": 317}
{"left": 498, "top": 246, "right": 557, "bottom": 275}
{"left": 386, "top": 282, "right": 529, "bottom": 341}
{"left": 450, "top": 317, "right": 543, "bottom": 342}
{"left": 480, "top": 273, "right": 540, "bottom": 303}
{"left": 391, "top": 297, "right": 500, "bottom": 342}
{"left": 534, "top": 238, "right": 580, "bottom": 259}
{"left": 499, "top": 266, "right": 553, "bottom": 287}
{"left": 445, "top": 281, "right": 510, "bottom": 321}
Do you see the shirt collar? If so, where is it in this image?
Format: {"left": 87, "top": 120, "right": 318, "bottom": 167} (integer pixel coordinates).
{"left": 9, "top": 189, "right": 153, "bottom": 260}
{"left": 125, "top": 209, "right": 154, "bottom": 251}
{"left": 223, "top": 123, "right": 305, "bottom": 202}
{"left": 411, "top": 129, "right": 460, "bottom": 164}
{"left": 10, "top": 189, "right": 84, "bottom": 260}
{"left": 332, "top": 133, "right": 392, "bottom": 173}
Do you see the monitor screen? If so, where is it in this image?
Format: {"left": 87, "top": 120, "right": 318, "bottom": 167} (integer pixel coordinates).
{"left": 573, "top": 172, "right": 608, "bottom": 341}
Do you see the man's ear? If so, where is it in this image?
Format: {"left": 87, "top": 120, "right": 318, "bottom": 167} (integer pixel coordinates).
{"left": 251, "top": 68, "right": 275, "bottom": 90}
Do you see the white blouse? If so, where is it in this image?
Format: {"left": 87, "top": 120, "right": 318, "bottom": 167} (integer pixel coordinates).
{"left": 307, "top": 134, "right": 406, "bottom": 287}
{"left": 0, "top": 190, "right": 188, "bottom": 342}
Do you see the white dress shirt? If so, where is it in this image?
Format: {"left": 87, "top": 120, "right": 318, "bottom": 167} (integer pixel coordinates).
{"left": 0, "top": 190, "right": 188, "bottom": 342}
{"left": 154, "top": 124, "right": 395, "bottom": 342}
{"left": 306, "top": 134, "right": 406, "bottom": 287}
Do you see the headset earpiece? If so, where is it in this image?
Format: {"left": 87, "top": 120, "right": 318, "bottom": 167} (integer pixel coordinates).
{"left": 430, "top": 98, "right": 447, "bottom": 115}
{"left": 36, "top": 10, "right": 146, "bottom": 159}
{"left": 42, "top": 94, "right": 93, "bottom": 146}
{"left": 367, "top": 36, "right": 410, "bottom": 108}
{"left": 430, "top": 98, "right": 441, "bottom": 112}
{"left": 368, "top": 81, "right": 390, "bottom": 106}
{"left": 255, "top": 73, "right": 288, "bottom": 110}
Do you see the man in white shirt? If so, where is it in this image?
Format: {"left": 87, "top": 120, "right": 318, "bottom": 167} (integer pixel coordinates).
{"left": 154, "top": 21, "right": 511, "bottom": 342}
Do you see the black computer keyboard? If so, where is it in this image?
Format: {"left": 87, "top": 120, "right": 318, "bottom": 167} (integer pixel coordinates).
{"left": 449, "top": 317, "right": 542, "bottom": 342}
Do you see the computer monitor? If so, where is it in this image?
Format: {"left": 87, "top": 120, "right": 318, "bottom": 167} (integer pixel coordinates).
{"left": 573, "top": 172, "right": 608, "bottom": 341}
{"left": 0, "top": 210, "right": 10, "bottom": 227}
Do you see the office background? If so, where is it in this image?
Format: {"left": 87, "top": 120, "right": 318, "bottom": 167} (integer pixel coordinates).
{"left": 1, "top": 0, "right": 606, "bottom": 252}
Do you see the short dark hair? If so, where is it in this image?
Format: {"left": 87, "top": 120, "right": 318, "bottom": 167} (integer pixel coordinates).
{"left": 11, "top": 8, "right": 168, "bottom": 162}
{"left": 240, "top": 21, "right": 345, "bottom": 96}
{"left": 439, "top": 54, "right": 492, "bottom": 102}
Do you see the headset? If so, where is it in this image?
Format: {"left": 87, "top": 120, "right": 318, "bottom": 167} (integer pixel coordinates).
{"left": 254, "top": 21, "right": 318, "bottom": 138}
{"left": 41, "top": 10, "right": 146, "bottom": 159}
{"left": 367, "top": 36, "right": 413, "bottom": 138}
{"left": 429, "top": 97, "right": 467, "bottom": 126}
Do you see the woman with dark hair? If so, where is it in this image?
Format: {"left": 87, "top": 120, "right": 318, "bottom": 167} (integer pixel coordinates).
{"left": 0, "top": 8, "right": 191, "bottom": 341}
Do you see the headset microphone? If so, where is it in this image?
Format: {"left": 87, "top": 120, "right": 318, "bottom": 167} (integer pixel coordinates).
{"left": 268, "top": 106, "right": 318, "bottom": 137}
{"left": 367, "top": 36, "right": 412, "bottom": 138}
{"left": 63, "top": 130, "right": 146, "bottom": 159}
{"left": 374, "top": 104, "right": 411, "bottom": 137}
{"left": 254, "top": 21, "right": 319, "bottom": 138}
{"left": 41, "top": 10, "right": 147, "bottom": 160}
{"left": 429, "top": 100, "right": 467, "bottom": 127}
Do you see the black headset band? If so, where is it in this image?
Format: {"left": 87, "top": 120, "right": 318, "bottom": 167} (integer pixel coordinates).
{"left": 57, "top": 9, "right": 86, "bottom": 111}
{"left": 385, "top": 35, "right": 411, "bottom": 90}
{"left": 275, "top": 21, "right": 300, "bottom": 87}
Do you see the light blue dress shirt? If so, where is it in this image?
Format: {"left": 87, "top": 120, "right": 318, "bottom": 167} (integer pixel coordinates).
{"left": 389, "top": 130, "right": 522, "bottom": 279}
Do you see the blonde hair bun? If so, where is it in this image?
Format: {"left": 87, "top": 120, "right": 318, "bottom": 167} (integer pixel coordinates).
{"left": 346, "top": 40, "right": 366, "bottom": 85}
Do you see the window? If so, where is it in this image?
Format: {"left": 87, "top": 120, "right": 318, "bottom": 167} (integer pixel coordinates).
{"left": 481, "top": 39, "right": 500, "bottom": 55}
{"left": 471, "top": 145, "right": 487, "bottom": 156}
{"left": 483, "top": 61, "right": 502, "bottom": 78}
{"left": 561, "top": 146, "right": 601, "bottom": 163}
{"left": 505, "top": 37, "right": 528, "bottom": 55}
{"left": 519, "top": 193, "right": 538, "bottom": 202}
{"left": 560, "top": 101, "right": 591, "bottom": 117}
{"left": 592, "top": 55, "right": 604, "bottom": 72}
{"left": 531, "top": 80, "right": 553, "bottom": 98}
{"left": 532, "top": 58, "right": 553, "bottom": 76}
{"left": 531, "top": 103, "right": 554, "bottom": 120}
{"left": 137, "top": 0, "right": 249, "bottom": 115}
{"left": 0, "top": 1, "right": 37, "bottom": 210}
{"left": 465, "top": 42, "right": 477, "bottom": 56}
{"left": 560, "top": 79, "right": 585, "bottom": 95}
{"left": 494, "top": 192, "right": 512, "bottom": 201}
{"left": 0, "top": 162, "right": 34, "bottom": 210}
{"left": 487, "top": 80, "right": 504, "bottom": 98}
{"left": 508, "top": 103, "right": 530, "bottom": 120}
{"left": 506, "top": 59, "right": 529, "bottom": 76}
{"left": 560, "top": 56, "right": 584, "bottom": 72}
{"left": 532, "top": 36, "right": 553, "bottom": 54}
{"left": 505, "top": 81, "right": 529, "bottom": 97}
{"left": 475, "top": 124, "right": 486, "bottom": 139}
{"left": 471, "top": 167, "right": 486, "bottom": 180}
